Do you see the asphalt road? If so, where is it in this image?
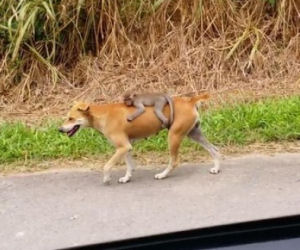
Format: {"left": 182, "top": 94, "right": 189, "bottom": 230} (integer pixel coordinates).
{"left": 1, "top": 153, "right": 300, "bottom": 250}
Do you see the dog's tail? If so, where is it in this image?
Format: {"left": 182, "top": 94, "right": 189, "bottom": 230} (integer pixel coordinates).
{"left": 190, "top": 93, "right": 210, "bottom": 106}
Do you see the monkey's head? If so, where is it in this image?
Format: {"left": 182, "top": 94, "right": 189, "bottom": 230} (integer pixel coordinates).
{"left": 123, "top": 93, "right": 136, "bottom": 106}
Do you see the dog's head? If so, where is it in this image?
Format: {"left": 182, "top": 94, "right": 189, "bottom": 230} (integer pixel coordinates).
{"left": 59, "top": 102, "right": 91, "bottom": 137}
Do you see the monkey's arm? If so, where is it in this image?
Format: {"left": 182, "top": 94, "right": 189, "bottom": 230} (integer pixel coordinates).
{"left": 127, "top": 102, "right": 146, "bottom": 121}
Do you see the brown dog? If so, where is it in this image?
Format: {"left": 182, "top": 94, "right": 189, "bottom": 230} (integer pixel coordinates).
{"left": 59, "top": 94, "right": 220, "bottom": 184}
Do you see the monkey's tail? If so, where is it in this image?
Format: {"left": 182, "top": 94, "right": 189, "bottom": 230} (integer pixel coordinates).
{"left": 165, "top": 95, "right": 174, "bottom": 128}
{"left": 190, "top": 93, "right": 210, "bottom": 105}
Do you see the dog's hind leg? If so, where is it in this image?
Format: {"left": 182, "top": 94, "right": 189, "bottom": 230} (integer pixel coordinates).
{"left": 155, "top": 132, "right": 183, "bottom": 179}
{"left": 118, "top": 152, "right": 135, "bottom": 183}
{"left": 188, "top": 125, "right": 221, "bottom": 174}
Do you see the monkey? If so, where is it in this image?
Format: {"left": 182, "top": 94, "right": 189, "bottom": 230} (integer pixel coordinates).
{"left": 123, "top": 93, "right": 174, "bottom": 128}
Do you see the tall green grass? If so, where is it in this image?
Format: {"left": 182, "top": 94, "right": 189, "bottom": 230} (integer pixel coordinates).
{"left": 0, "top": 96, "right": 299, "bottom": 164}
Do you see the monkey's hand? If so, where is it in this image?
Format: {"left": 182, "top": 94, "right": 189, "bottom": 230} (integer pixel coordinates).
{"left": 127, "top": 116, "right": 133, "bottom": 122}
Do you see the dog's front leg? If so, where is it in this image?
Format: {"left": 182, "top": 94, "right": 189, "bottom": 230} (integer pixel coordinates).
{"left": 118, "top": 152, "right": 135, "bottom": 183}
{"left": 103, "top": 145, "right": 132, "bottom": 184}
{"left": 155, "top": 132, "right": 183, "bottom": 180}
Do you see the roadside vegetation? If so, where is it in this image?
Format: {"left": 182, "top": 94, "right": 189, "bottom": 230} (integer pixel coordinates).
{"left": 1, "top": 96, "right": 299, "bottom": 165}
{"left": 0, "top": 1, "right": 299, "bottom": 169}
{"left": 0, "top": 0, "right": 299, "bottom": 109}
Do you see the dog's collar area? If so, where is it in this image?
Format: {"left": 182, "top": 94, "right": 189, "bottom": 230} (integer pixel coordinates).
{"left": 67, "top": 125, "right": 80, "bottom": 137}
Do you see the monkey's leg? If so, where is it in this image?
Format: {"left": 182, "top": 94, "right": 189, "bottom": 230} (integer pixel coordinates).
{"left": 127, "top": 103, "right": 145, "bottom": 121}
{"left": 154, "top": 102, "right": 169, "bottom": 128}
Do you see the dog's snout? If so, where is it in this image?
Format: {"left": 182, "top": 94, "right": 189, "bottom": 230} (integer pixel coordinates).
{"left": 58, "top": 127, "right": 64, "bottom": 133}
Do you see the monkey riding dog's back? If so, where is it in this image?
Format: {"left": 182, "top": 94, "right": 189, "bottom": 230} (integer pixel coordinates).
{"left": 59, "top": 93, "right": 221, "bottom": 184}
{"left": 123, "top": 93, "right": 174, "bottom": 128}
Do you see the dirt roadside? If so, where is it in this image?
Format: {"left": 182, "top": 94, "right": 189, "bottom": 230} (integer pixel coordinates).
{"left": 1, "top": 140, "right": 299, "bottom": 175}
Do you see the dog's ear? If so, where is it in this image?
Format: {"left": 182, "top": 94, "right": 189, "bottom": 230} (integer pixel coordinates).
{"left": 77, "top": 103, "right": 90, "bottom": 112}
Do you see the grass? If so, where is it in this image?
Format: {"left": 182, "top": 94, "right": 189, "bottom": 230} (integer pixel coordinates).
{"left": 0, "top": 96, "right": 299, "bottom": 165}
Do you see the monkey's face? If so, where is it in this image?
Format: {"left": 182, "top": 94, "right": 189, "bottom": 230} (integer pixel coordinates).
{"left": 124, "top": 98, "right": 133, "bottom": 106}
{"left": 123, "top": 93, "right": 136, "bottom": 106}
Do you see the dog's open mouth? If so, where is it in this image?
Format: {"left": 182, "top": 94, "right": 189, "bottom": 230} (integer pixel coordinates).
{"left": 67, "top": 125, "right": 80, "bottom": 137}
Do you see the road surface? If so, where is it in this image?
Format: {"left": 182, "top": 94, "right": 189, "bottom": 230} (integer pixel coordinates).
{"left": 1, "top": 153, "right": 300, "bottom": 250}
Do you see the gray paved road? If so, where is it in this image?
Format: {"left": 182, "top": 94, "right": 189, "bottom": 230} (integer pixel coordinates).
{"left": 1, "top": 153, "right": 300, "bottom": 250}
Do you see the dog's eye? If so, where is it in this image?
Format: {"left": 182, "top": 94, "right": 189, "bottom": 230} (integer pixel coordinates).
{"left": 68, "top": 117, "right": 74, "bottom": 121}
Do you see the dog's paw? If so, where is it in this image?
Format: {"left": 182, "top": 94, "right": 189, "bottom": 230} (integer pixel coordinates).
{"left": 103, "top": 175, "right": 112, "bottom": 184}
{"left": 209, "top": 167, "right": 220, "bottom": 174}
{"left": 118, "top": 176, "right": 131, "bottom": 183}
{"left": 155, "top": 172, "right": 167, "bottom": 180}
